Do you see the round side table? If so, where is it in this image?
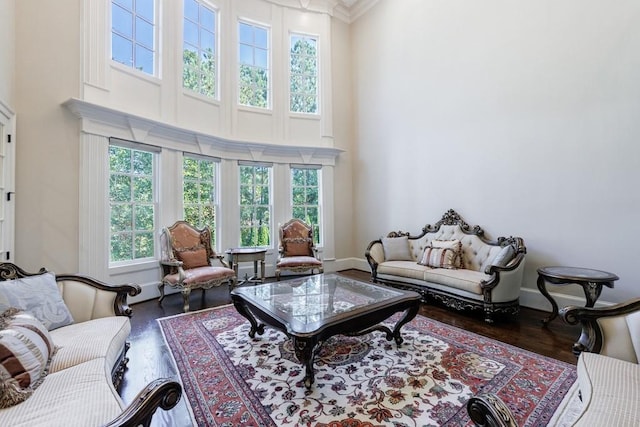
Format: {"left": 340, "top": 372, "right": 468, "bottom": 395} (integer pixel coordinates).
{"left": 537, "top": 266, "right": 618, "bottom": 326}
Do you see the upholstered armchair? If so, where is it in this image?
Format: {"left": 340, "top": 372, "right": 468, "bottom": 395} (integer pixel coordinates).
{"left": 275, "top": 218, "right": 323, "bottom": 281}
{"left": 467, "top": 298, "right": 640, "bottom": 427}
{"left": 159, "top": 220, "right": 236, "bottom": 312}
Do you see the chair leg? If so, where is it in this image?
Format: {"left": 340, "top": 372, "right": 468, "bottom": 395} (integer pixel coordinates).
{"left": 181, "top": 288, "right": 191, "bottom": 313}
{"left": 276, "top": 269, "right": 281, "bottom": 281}
{"left": 158, "top": 282, "right": 165, "bottom": 305}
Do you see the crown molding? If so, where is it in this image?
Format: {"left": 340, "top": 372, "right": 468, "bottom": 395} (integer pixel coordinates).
{"left": 263, "top": 0, "right": 379, "bottom": 23}
{"left": 63, "top": 98, "right": 343, "bottom": 166}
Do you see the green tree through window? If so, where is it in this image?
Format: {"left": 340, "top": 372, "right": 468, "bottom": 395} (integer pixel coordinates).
{"left": 183, "top": 156, "right": 217, "bottom": 246}
{"left": 109, "top": 145, "right": 155, "bottom": 262}
{"left": 239, "top": 164, "right": 271, "bottom": 247}
{"left": 290, "top": 34, "right": 318, "bottom": 114}
{"left": 183, "top": 0, "right": 217, "bottom": 97}
{"left": 291, "top": 167, "right": 320, "bottom": 244}
{"left": 238, "top": 22, "right": 269, "bottom": 108}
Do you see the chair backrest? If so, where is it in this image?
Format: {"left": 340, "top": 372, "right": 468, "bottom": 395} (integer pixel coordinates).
{"left": 161, "top": 221, "right": 215, "bottom": 269}
{"left": 279, "top": 219, "right": 314, "bottom": 257}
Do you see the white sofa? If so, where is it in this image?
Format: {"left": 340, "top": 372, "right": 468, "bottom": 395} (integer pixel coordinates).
{"left": 0, "top": 263, "right": 181, "bottom": 427}
{"left": 365, "top": 209, "right": 526, "bottom": 322}
{"left": 467, "top": 298, "right": 640, "bottom": 426}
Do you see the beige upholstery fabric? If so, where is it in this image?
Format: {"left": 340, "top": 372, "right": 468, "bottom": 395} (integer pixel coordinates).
{"left": 423, "top": 268, "right": 489, "bottom": 295}
{"left": 574, "top": 352, "right": 640, "bottom": 426}
{"left": 596, "top": 310, "right": 640, "bottom": 363}
{"left": 57, "top": 280, "right": 119, "bottom": 323}
{"left": 378, "top": 261, "right": 431, "bottom": 280}
{"left": 49, "top": 316, "right": 129, "bottom": 373}
{"left": 0, "top": 358, "right": 124, "bottom": 427}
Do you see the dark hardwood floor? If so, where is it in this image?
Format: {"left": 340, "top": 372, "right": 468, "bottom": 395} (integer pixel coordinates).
{"left": 119, "top": 269, "right": 582, "bottom": 427}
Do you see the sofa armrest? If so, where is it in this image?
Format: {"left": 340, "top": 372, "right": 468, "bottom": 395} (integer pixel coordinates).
{"left": 102, "top": 378, "right": 182, "bottom": 427}
{"left": 365, "top": 239, "right": 385, "bottom": 279}
{"left": 467, "top": 393, "right": 519, "bottom": 427}
{"left": 561, "top": 297, "right": 640, "bottom": 357}
{"left": 56, "top": 274, "right": 141, "bottom": 321}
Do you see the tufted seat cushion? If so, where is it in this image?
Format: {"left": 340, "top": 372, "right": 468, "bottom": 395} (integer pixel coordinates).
{"left": 163, "top": 266, "right": 235, "bottom": 287}
{"left": 573, "top": 352, "right": 640, "bottom": 426}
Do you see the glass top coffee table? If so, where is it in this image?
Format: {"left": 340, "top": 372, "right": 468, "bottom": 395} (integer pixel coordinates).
{"left": 230, "top": 273, "right": 421, "bottom": 388}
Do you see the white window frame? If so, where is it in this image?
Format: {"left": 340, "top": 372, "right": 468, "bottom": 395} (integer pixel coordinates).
{"left": 110, "top": 0, "right": 158, "bottom": 76}
{"left": 108, "top": 139, "right": 159, "bottom": 267}
{"left": 182, "top": 0, "right": 219, "bottom": 99}
{"left": 182, "top": 153, "right": 220, "bottom": 249}
{"left": 237, "top": 19, "right": 271, "bottom": 109}
{"left": 289, "top": 32, "right": 319, "bottom": 115}
{"left": 238, "top": 161, "right": 273, "bottom": 248}
{"left": 290, "top": 164, "right": 322, "bottom": 246}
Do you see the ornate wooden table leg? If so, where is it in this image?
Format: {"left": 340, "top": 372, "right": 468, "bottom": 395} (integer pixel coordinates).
{"left": 537, "top": 274, "right": 558, "bottom": 325}
{"left": 292, "top": 337, "right": 316, "bottom": 389}
{"left": 583, "top": 282, "right": 604, "bottom": 307}
{"left": 232, "top": 300, "right": 264, "bottom": 338}
{"left": 392, "top": 302, "right": 420, "bottom": 345}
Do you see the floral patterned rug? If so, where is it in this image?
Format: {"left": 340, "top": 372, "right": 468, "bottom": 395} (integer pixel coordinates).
{"left": 158, "top": 305, "right": 576, "bottom": 427}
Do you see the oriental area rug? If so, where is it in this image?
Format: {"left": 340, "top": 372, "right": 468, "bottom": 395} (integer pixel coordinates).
{"left": 157, "top": 305, "right": 576, "bottom": 427}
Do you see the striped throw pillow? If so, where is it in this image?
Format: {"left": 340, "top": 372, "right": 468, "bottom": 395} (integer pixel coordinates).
{"left": 418, "top": 247, "right": 458, "bottom": 269}
{"left": 430, "top": 239, "right": 464, "bottom": 268}
{"left": 0, "top": 308, "right": 56, "bottom": 408}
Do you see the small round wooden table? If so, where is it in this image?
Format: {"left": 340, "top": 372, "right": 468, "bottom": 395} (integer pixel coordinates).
{"left": 225, "top": 248, "right": 267, "bottom": 285}
{"left": 537, "top": 266, "right": 618, "bottom": 325}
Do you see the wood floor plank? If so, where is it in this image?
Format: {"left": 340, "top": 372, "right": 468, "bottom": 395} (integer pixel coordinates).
{"left": 119, "top": 269, "right": 581, "bottom": 426}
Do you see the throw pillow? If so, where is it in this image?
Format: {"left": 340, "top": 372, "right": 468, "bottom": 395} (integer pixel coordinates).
{"left": 0, "top": 272, "right": 74, "bottom": 331}
{"left": 0, "top": 308, "right": 55, "bottom": 408}
{"left": 283, "top": 238, "right": 312, "bottom": 257}
{"left": 431, "top": 239, "right": 464, "bottom": 268}
{"left": 176, "top": 247, "right": 210, "bottom": 270}
{"left": 492, "top": 245, "right": 516, "bottom": 267}
{"left": 418, "top": 247, "right": 458, "bottom": 269}
{"left": 381, "top": 236, "right": 413, "bottom": 261}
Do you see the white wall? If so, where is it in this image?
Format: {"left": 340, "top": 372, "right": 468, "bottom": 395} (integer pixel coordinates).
{"left": 15, "top": 0, "right": 81, "bottom": 272}
{"left": 351, "top": 0, "right": 640, "bottom": 306}
{"left": 0, "top": 0, "right": 15, "bottom": 107}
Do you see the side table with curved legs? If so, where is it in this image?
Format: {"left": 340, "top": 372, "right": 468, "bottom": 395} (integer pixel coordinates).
{"left": 537, "top": 266, "right": 618, "bottom": 326}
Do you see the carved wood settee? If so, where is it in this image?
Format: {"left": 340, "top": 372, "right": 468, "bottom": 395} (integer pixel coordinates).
{"left": 0, "top": 263, "right": 181, "bottom": 426}
{"left": 365, "top": 209, "right": 526, "bottom": 322}
{"left": 467, "top": 298, "right": 640, "bottom": 426}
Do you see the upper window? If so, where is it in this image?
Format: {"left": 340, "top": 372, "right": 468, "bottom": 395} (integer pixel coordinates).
{"left": 183, "top": 0, "right": 217, "bottom": 98}
{"left": 238, "top": 22, "right": 270, "bottom": 109}
{"left": 183, "top": 155, "right": 218, "bottom": 246}
{"left": 291, "top": 166, "right": 321, "bottom": 244}
{"left": 239, "top": 163, "right": 271, "bottom": 247}
{"left": 290, "top": 34, "right": 318, "bottom": 114}
{"left": 109, "top": 144, "right": 156, "bottom": 263}
{"left": 111, "top": 0, "right": 156, "bottom": 75}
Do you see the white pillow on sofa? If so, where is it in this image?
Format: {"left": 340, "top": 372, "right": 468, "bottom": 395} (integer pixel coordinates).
{"left": 381, "top": 236, "right": 413, "bottom": 261}
{"left": 0, "top": 272, "right": 74, "bottom": 331}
